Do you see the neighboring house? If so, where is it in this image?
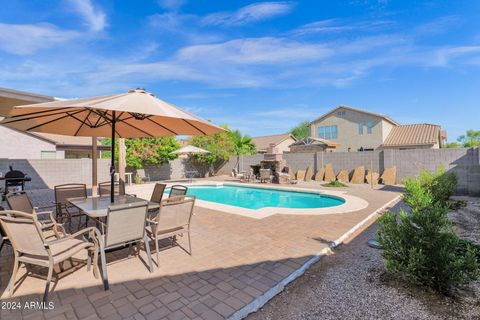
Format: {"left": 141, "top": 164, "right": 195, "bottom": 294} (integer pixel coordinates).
{"left": 252, "top": 133, "right": 297, "bottom": 153}
{"left": 289, "top": 137, "right": 338, "bottom": 153}
{"left": 0, "top": 87, "right": 108, "bottom": 159}
{"left": 309, "top": 105, "right": 446, "bottom": 151}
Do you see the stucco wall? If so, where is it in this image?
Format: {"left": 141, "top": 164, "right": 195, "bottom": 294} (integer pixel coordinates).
{"left": 7, "top": 148, "right": 477, "bottom": 195}
{"left": 217, "top": 148, "right": 480, "bottom": 195}
{"left": 0, "top": 126, "right": 63, "bottom": 159}
{"left": 0, "top": 158, "right": 110, "bottom": 189}
{"left": 309, "top": 107, "right": 388, "bottom": 152}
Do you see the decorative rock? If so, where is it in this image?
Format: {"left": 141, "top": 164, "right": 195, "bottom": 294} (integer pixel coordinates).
{"left": 337, "top": 170, "right": 349, "bottom": 183}
{"left": 315, "top": 168, "right": 325, "bottom": 182}
{"left": 305, "top": 166, "right": 313, "bottom": 182}
{"left": 289, "top": 170, "right": 296, "bottom": 180}
{"left": 350, "top": 166, "right": 365, "bottom": 184}
{"left": 381, "top": 167, "right": 397, "bottom": 185}
{"left": 366, "top": 171, "right": 379, "bottom": 185}
{"left": 324, "top": 163, "right": 336, "bottom": 182}
{"left": 296, "top": 170, "right": 306, "bottom": 181}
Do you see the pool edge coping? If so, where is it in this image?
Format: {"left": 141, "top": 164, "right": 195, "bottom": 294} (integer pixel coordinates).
{"left": 227, "top": 193, "right": 403, "bottom": 320}
{"left": 175, "top": 181, "right": 369, "bottom": 219}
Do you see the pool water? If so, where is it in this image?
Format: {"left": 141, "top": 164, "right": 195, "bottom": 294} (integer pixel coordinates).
{"left": 166, "top": 185, "right": 345, "bottom": 210}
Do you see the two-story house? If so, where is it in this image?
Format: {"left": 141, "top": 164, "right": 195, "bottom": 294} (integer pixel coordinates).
{"left": 309, "top": 105, "right": 446, "bottom": 152}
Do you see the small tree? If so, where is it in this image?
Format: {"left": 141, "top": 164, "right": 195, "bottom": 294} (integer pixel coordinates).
{"left": 445, "top": 142, "right": 461, "bottom": 148}
{"left": 457, "top": 129, "right": 480, "bottom": 148}
{"left": 231, "top": 130, "right": 256, "bottom": 171}
{"left": 289, "top": 121, "right": 310, "bottom": 140}
{"left": 377, "top": 168, "right": 479, "bottom": 293}
{"left": 190, "top": 124, "right": 235, "bottom": 165}
{"left": 102, "top": 137, "right": 180, "bottom": 169}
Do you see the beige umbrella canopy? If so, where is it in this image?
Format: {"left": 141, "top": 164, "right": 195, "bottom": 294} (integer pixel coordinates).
{"left": 0, "top": 88, "right": 224, "bottom": 202}
{"left": 0, "top": 89, "right": 222, "bottom": 137}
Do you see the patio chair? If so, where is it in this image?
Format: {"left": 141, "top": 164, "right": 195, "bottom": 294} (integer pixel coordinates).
{"left": 54, "top": 184, "right": 87, "bottom": 232}
{"left": 259, "top": 169, "right": 271, "bottom": 183}
{"left": 147, "top": 183, "right": 166, "bottom": 219}
{"left": 6, "top": 192, "right": 66, "bottom": 240}
{"left": 146, "top": 196, "right": 195, "bottom": 265}
{"left": 98, "top": 201, "right": 153, "bottom": 272}
{"left": 98, "top": 180, "right": 125, "bottom": 197}
{"left": 168, "top": 185, "right": 188, "bottom": 198}
{"left": 0, "top": 210, "right": 107, "bottom": 302}
{"left": 150, "top": 183, "right": 166, "bottom": 204}
{"left": 0, "top": 206, "right": 9, "bottom": 254}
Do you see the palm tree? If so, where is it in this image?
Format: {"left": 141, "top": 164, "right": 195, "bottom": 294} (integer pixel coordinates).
{"left": 231, "top": 130, "right": 256, "bottom": 171}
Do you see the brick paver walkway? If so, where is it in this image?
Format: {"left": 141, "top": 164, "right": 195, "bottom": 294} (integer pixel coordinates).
{"left": 0, "top": 181, "right": 401, "bottom": 319}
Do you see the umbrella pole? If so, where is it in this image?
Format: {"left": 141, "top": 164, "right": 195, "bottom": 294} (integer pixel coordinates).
{"left": 110, "top": 111, "right": 116, "bottom": 203}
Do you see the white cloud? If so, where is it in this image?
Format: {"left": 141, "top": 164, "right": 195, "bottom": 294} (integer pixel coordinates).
{"left": 0, "top": 23, "right": 79, "bottom": 55}
{"left": 176, "top": 37, "right": 332, "bottom": 64}
{"left": 430, "top": 46, "right": 480, "bottom": 67}
{"left": 148, "top": 12, "right": 196, "bottom": 31}
{"left": 414, "top": 15, "right": 459, "bottom": 36}
{"left": 291, "top": 19, "right": 395, "bottom": 36}
{"left": 66, "top": 0, "right": 107, "bottom": 32}
{"left": 202, "top": 2, "right": 294, "bottom": 26}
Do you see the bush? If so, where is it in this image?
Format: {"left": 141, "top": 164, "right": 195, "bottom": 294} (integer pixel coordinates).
{"left": 322, "top": 181, "right": 347, "bottom": 188}
{"left": 403, "top": 166, "right": 457, "bottom": 211}
{"left": 377, "top": 168, "right": 480, "bottom": 294}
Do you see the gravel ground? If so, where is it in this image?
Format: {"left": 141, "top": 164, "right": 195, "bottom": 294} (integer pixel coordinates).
{"left": 248, "top": 201, "right": 480, "bottom": 320}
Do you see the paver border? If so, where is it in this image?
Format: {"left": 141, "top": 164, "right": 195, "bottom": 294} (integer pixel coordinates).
{"left": 227, "top": 194, "right": 403, "bottom": 320}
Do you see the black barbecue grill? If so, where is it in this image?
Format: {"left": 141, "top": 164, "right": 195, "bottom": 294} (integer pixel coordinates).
{"left": 1, "top": 166, "right": 31, "bottom": 199}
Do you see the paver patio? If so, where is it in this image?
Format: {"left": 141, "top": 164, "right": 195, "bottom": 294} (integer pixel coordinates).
{"left": 0, "top": 180, "right": 402, "bottom": 320}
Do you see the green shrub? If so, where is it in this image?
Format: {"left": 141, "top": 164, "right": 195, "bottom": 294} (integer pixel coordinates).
{"left": 378, "top": 167, "right": 479, "bottom": 294}
{"left": 403, "top": 166, "right": 457, "bottom": 210}
{"left": 322, "top": 181, "right": 347, "bottom": 188}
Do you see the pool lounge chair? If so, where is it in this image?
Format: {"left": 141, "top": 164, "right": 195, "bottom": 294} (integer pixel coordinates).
{"left": 0, "top": 210, "right": 106, "bottom": 302}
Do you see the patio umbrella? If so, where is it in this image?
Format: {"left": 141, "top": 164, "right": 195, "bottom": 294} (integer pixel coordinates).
{"left": 172, "top": 145, "right": 210, "bottom": 155}
{"left": 0, "top": 89, "right": 224, "bottom": 202}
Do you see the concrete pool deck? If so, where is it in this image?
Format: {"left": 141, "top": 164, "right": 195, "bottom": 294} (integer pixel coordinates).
{"left": 1, "top": 180, "right": 402, "bottom": 320}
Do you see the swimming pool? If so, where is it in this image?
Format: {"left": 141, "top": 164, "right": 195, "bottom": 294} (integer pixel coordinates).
{"left": 166, "top": 185, "right": 345, "bottom": 210}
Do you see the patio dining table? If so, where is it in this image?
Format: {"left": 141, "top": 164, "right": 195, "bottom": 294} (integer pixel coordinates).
{"left": 68, "top": 195, "right": 160, "bottom": 218}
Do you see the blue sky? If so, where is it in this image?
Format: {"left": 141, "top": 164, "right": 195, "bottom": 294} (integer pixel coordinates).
{"left": 1, "top": 1, "right": 479, "bottom": 140}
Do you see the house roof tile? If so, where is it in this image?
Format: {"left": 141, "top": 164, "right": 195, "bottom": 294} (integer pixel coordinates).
{"left": 383, "top": 124, "right": 441, "bottom": 147}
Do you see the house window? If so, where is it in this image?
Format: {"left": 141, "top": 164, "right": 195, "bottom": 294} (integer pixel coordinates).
{"left": 358, "top": 122, "right": 364, "bottom": 135}
{"left": 317, "top": 125, "right": 337, "bottom": 140}
{"left": 41, "top": 151, "right": 56, "bottom": 159}
{"left": 366, "top": 121, "right": 374, "bottom": 134}
{"left": 337, "top": 110, "right": 346, "bottom": 116}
